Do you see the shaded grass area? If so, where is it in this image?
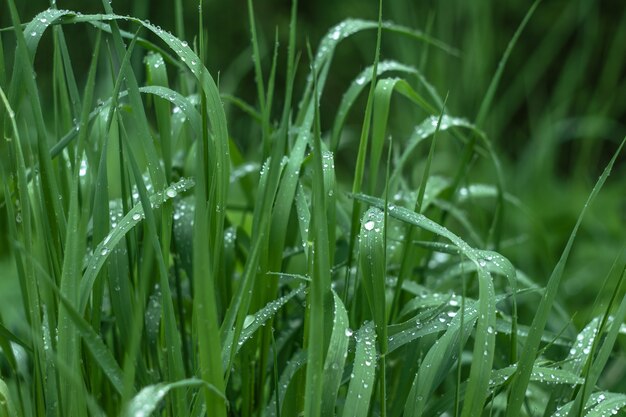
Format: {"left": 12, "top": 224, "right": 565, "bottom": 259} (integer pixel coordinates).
{"left": 0, "top": 0, "right": 625, "bottom": 416}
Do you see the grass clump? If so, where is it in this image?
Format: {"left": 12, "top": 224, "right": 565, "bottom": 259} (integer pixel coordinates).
{"left": 0, "top": 0, "right": 625, "bottom": 416}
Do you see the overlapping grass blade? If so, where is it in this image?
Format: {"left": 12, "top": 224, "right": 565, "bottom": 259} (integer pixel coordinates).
{"left": 565, "top": 265, "right": 626, "bottom": 417}
{"left": 123, "top": 379, "right": 225, "bottom": 417}
{"left": 78, "top": 178, "right": 194, "bottom": 312}
{"left": 221, "top": 285, "right": 306, "bottom": 367}
{"left": 330, "top": 60, "right": 441, "bottom": 151}
{"left": 355, "top": 193, "right": 500, "bottom": 414}
{"left": 266, "top": 350, "right": 307, "bottom": 417}
{"left": 585, "top": 393, "right": 626, "bottom": 417}
{"left": 489, "top": 366, "right": 583, "bottom": 387}
{"left": 403, "top": 301, "right": 478, "bottom": 417}
{"left": 368, "top": 77, "right": 437, "bottom": 194}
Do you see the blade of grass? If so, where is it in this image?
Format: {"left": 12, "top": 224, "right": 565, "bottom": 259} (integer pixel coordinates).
{"left": 321, "top": 291, "right": 351, "bottom": 416}
{"left": 505, "top": 136, "right": 625, "bottom": 416}
{"left": 341, "top": 321, "right": 377, "bottom": 417}
{"left": 123, "top": 379, "right": 226, "bottom": 417}
{"left": 303, "top": 40, "right": 332, "bottom": 417}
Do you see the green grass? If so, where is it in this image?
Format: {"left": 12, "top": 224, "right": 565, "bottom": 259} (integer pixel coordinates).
{"left": 1, "top": 0, "right": 625, "bottom": 416}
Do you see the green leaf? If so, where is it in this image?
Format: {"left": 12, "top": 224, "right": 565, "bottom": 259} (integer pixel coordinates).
{"left": 321, "top": 291, "right": 351, "bottom": 416}
{"left": 341, "top": 322, "right": 377, "bottom": 417}
{"left": 123, "top": 379, "right": 226, "bottom": 417}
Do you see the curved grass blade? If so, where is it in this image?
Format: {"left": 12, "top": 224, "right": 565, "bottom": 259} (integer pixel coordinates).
{"left": 221, "top": 284, "right": 306, "bottom": 367}
{"left": 122, "top": 378, "right": 226, "bottom": 417}
{"left": 403, "top": 301, "right": 478, "bottom": 417}
{"left": 585, "top": 393, "right": 626, "bottom": 417}
{"left": 50, "top": 86, "right": 200, "bottom": 159}
{"left": 266, "top": 350, "right": 307, "bottom": 417}
{"left": 33, "top": 261, "right": 125, "bottom": 395}
{"left": 78, "top": 178, "right": 195, "bottom": 313}
{"left": 566, "top": 266, "right": 626, "bottom": 417}
{"left": 551, "top": 392, "right": 626, "bottom": 417}
{"left": 0, "top": 378, "right": 17, "bottom": 417}
{"left": 321, "top": 291, "right": 351, "bottom": 416}
{"left": 330, "top": 60, "right": 441, "bottom": 151}
{"left": 341, "top": 321, "right": 377, "bottom": 417}
{"left": 489, "top": 366, "right": 584, "bottom": 387}
{"left": 388, "top": 299, "right": 475, "bottom": 354}
{"left": 389, "top": 115, "right": 475, "bottom": 190}
{"left": 354, "top": 194, "right": 498, "bottom": 415}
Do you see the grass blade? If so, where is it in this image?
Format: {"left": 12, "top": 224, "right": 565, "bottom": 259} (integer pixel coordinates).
{"left": 341, "top": 322, "right": 377, "bottom": 417}
{"left": 505, "top": 136, "right": 625, "bottom": 416}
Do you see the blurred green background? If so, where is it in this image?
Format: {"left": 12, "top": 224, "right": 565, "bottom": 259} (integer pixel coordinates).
{"left": 1, "top": 0, "right": 625, "bottom": 324}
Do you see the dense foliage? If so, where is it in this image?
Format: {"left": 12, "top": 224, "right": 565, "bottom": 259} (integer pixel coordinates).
{"left": 0, "top": 0, "right": 625, "bottom": 416}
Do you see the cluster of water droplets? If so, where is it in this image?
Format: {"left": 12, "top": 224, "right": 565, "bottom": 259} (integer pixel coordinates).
{"left": 347, "top": 322, "right": 377, "bottom": 401}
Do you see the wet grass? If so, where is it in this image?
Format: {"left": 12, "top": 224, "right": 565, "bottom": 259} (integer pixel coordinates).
{"left": 0, "top": 0, "right": 625, "bottom": 416}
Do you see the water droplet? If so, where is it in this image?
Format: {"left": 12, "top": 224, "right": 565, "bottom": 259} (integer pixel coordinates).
{"left": 79, "top": 158, "right": 88, "bottom": 177}
{"left": 166, "top": 188, "right": 177, "bottom": 198}
{"left": 345, "top": 328, "right": 353, "bottom": 337}
{"left": 364, "top": 221, "right": 375, "bottom": 231}
{"left": 132, "top": 213, "right": 142, "bottom": 221}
